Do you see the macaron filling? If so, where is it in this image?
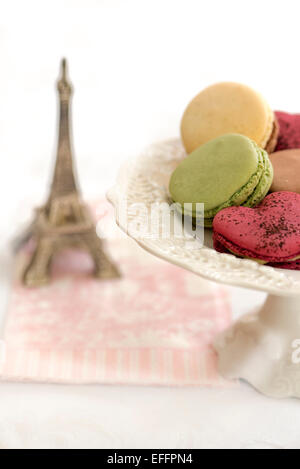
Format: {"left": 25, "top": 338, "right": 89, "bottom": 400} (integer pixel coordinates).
{"left": 264, "top": 117, "right": 279, "bottom": 154}
{"left": 243, "top": 149, "right": 273, "bottom": 208}
{"left": 259, "top": 104, "right": 275, "bottom": 150}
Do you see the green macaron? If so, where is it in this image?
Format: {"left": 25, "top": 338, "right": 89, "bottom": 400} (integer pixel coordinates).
{"left": 243, "top": 149, "right": 273, "bottom": 207}
{"left": 169, "top": 133, "right": 273, "bottom": 226}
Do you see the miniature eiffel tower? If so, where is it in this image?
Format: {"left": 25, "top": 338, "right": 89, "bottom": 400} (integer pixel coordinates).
{"left": 23, "top": 59, "right": 119, "bottom": 286}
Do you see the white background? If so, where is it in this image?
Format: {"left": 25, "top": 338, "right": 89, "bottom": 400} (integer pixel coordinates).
{"left": 1, "top": 0, "right": 300, "bottom": 449}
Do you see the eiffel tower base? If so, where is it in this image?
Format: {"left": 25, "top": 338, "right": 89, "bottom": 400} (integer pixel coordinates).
{"left": 23, "top": 229, "right": 120, "bottom": 287}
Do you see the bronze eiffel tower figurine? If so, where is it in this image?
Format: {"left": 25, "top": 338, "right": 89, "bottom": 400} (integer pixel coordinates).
{"left": 23, "top": 59, "right": 119, "bottom": 286}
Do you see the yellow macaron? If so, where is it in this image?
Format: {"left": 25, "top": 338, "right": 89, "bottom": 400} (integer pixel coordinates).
{"left": 181, "top": 82, "right": 277, "bottom": 154}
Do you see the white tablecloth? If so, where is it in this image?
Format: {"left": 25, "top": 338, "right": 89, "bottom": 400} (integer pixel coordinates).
{"left": 1, "top": 351, "right": 300, "bottom": 449}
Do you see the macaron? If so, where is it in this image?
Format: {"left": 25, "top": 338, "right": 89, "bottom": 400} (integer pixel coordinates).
{"left": 213, "top": 192, "right": 300, "bottom": 270}
{"left": 269, "top": 149, "right": 300, "bottom": 194}
{"left": 181, "top": 82, "right": 278, "bottom": 154}
{"left": 169, "top": 133, "right": 273, "bottom": 227}
{"left": 274, "top": 111, "right": 300, "bottom": 151}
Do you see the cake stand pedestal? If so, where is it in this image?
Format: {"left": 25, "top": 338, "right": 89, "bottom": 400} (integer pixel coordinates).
{"left": 108, "top": 139, "right": 300, "bottom": 399}
{"left": 214, "top": 294, "right": 300, "bottom": 398}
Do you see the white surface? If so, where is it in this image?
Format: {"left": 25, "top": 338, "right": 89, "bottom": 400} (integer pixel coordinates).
{"left": 1, "top": 0, "right": 300, "bottom": 450}
{"left": 1, "top": 379, "right": 300, "bottom": 450}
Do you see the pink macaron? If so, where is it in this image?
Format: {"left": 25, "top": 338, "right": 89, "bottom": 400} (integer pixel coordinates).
{"left": 213, "top": 192, "right": 300, "bottom": 269}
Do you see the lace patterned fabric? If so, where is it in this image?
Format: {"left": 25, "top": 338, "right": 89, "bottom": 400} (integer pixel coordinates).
{"left": 0, "top": 200, "right": 232, "bottom": 386}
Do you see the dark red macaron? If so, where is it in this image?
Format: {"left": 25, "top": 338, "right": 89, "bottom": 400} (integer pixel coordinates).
{"left": 275, "top": 111, "right": 300, "bottom": 151}
{"left": 213, "top": 191, "right": 300, "bottom": 270}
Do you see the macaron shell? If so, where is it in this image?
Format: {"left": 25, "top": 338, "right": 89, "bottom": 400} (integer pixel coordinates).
{"left": 203, "top": 146, "right": 265, "bottom": 219}
{"left": 270, "top": 149, "right": 300, "bottom": 194}
{"left": 269, "top": 259, "right": 300, "bottom": 270}
{"left": 169, "top": 134, "right": 261, "bottom": 216}
{"left": 275, "top": 111, "right": 300, "bottom": 151}
{"left": 212, "top": 192, "right": 300, "bottom": 262}
{"left": 181, "top": 82, "right": 274, "bottom": 154}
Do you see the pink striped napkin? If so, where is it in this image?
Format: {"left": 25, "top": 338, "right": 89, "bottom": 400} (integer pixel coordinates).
{"left": 0, "top": 200, "right": 232, "bottom": 386}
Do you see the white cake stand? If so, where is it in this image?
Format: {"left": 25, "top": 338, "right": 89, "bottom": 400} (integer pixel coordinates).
{"left": 107, "top": 139, "right": 300, "bottom": 399}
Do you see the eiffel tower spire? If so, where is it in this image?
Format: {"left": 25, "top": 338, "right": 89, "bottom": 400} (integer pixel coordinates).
{"left": 48, "top": 58, "right": 79, "bottom": 203}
